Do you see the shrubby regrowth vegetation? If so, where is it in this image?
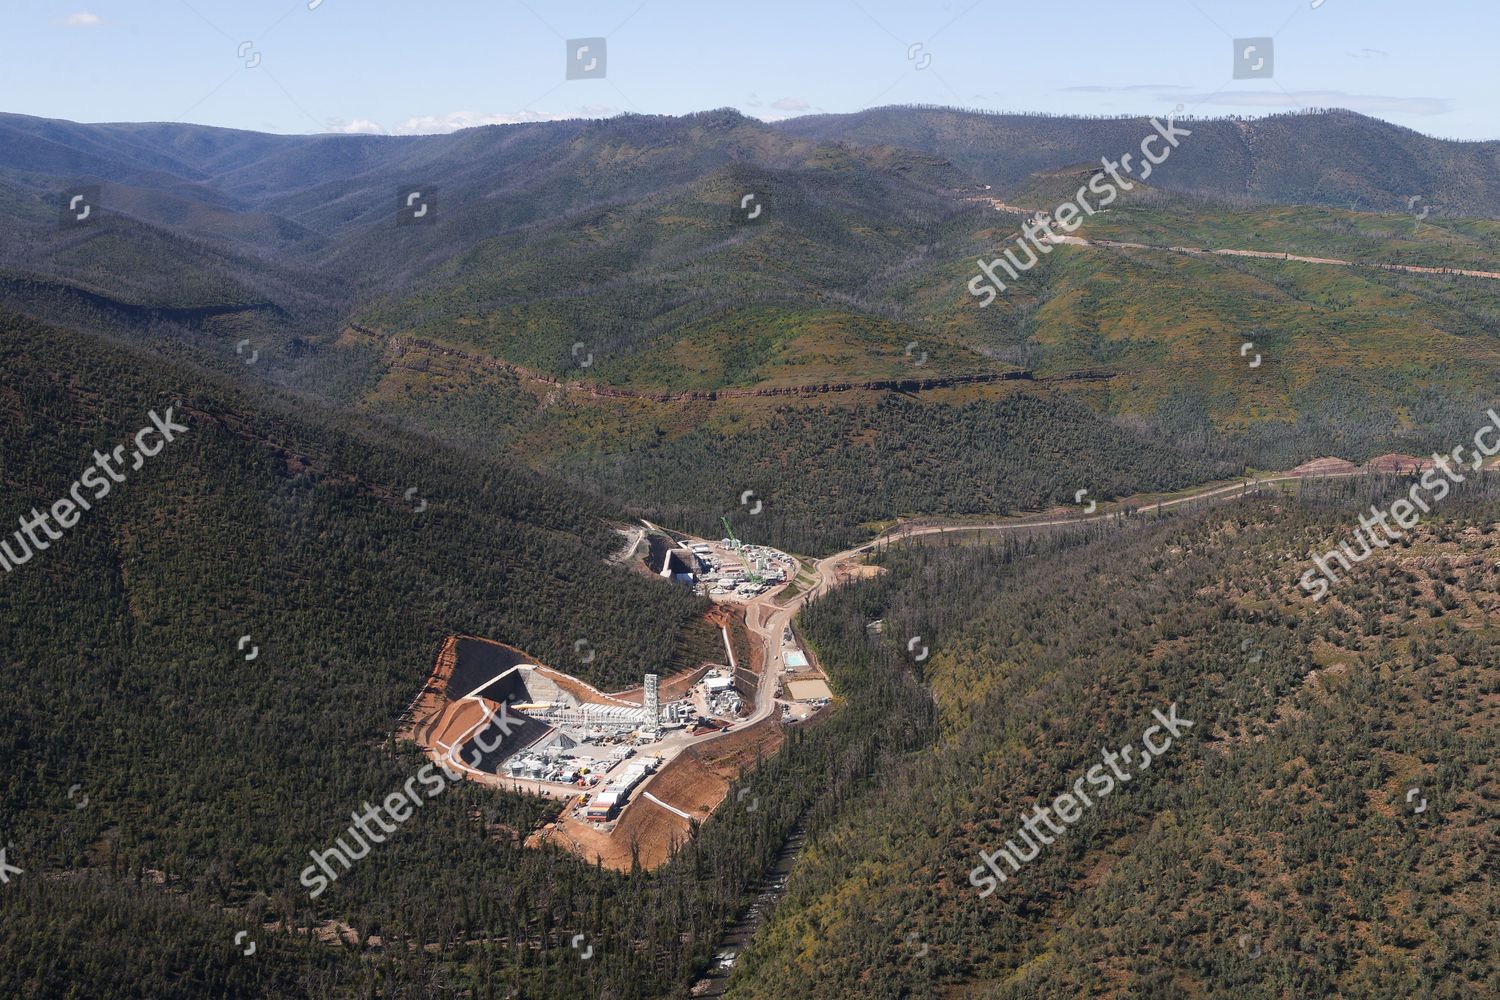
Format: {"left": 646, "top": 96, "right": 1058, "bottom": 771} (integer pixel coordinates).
{"left": 3, "top": 101, "right": 1500, "bottom": 999}
{"left": 738, "top": 494, "right": 1500, "bottom": 998}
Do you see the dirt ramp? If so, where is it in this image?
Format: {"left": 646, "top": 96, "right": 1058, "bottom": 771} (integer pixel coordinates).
{"left": 400, "top": 635, "right": 459, "bottom": 744}
{"left": 539, "top": 717, "right": 785, "bottom": 872}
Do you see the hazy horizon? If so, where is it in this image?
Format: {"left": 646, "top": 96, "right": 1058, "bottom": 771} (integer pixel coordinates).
{"left": 8, "top": 104, "right": 1497, "bottom": 147}
{"left": 5, "top": 0, "right": 1496, "bottom": 140}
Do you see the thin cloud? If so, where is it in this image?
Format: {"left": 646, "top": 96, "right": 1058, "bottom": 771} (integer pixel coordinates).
{"left": 1063, "top": 83, "right": 1448, "bottom": 117}
{"left": 327, "top": 119, "right": 386, "bottom": 135}
{"left": 389, "top": 111, "right": 576, "bottom": 134}
{"left": 771, "top": 97, "right": 812, "bottom": 111}
{"left": 323, "top": 111, "right": 584, "bottom": 136}
{"left": 61, "top": 11, "right": 101, "bottom": 27}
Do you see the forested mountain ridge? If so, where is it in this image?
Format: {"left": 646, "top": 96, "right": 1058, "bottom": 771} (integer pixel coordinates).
{"left": 779, "top": 106, "right": 1500, "bottom": 217}
{"left": 0, "top": 308, "right": 936, "bottom": 997}
{"left": 733, "top": 486, "right": 1500, "bottom": 998}
{"left": 0, "top": 309, "right": 715, "bottom": 996}
{"left": 5, "top": 93, "right": 1500, "bottom": 1000}
{"left": 6, "top": 107, "right": 1500, "bottom": 552}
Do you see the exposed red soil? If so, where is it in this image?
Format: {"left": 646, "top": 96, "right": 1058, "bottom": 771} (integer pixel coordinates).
{"left": 422, "top": 697, "right": 501, "bottom": 754}
{"left": 1364, "top": 453, "right": 1434, "bottom": 474}
{"left": 834, "top": 562, "right": 885, "bottom": 585}
{"left": 398, "top": 636, "right": 458, "bottom": 743}
{"left": 610, "top": 663, "right": 716, "bottom": 705}
{"left": 400, "top": 620, "right": 779, "bottom": 870}
{"left": 537, "top": 715, "right": 785, "bottom": 871}
{"left": 528, "top": 662, "right": 641, "bottom": 707}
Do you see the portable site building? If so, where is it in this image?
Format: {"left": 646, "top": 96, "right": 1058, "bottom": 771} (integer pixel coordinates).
{"left": 586, "top": 790, "right": 620, "bottom": 820}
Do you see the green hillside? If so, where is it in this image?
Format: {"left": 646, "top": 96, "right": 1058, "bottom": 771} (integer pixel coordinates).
{"left": 732, "top": 487, "right": 1500, "bottom": 998}
{"left": 779, "top": 106, "right": 1500, "bottom": 218}
{"left": 4, "top": 104, "right": 1500, "bottom": 999}
{"left": 6, "top": 111, "right": 1500, "bottom": 536}
{"left": 0, "top": 309, "right": 932, "bottom": 997}
{"left": 0, "top": 310, "right": 717, "bottom": 996}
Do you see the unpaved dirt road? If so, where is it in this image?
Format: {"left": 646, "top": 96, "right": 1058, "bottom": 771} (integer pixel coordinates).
{"left": 689, "top": 460, "right": 1471, "bottom": 993}
{"left": 1040, "top": 232, "right": 1500, "bottom": 282}
{"left": 740, "top": 472, "right": 1350, "bottom": 712}
{"left": 978, "top": 195, "right": 1500, "bottom": 282}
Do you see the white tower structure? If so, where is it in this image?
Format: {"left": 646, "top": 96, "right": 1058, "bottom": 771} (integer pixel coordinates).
{"left": 644, "top": 673, "right": 660, "bottom": 732}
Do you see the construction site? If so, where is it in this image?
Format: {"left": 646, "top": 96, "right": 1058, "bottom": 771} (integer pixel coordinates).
{"left": 398, "top": 522, "right": 836, "bottom": 869}
{"left": 641, "top": 517, "right": 797, "bottom": 604}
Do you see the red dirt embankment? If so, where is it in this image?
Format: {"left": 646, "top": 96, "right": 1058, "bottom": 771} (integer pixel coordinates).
{"left": 610, "top": 663, "right": 716, "bottom": 705}
{"left": 1364, "top": 453, "right": 1434, "bottom": 474}
{"left": 402, "top": 622, "right": 782, "bottom": 870}
{"left": 537, "top": 714, "right": 784, "bottom": 871}
{"left": 399, "top": 636, "right": 459, "bottom": 744}
{"left": 346, "top": 323, "right": 1110, "bottom": 400}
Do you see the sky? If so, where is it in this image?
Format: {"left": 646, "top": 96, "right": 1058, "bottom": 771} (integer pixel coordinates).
{"left": 3, "top": 0, "right": 1496, "bottom": 140}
